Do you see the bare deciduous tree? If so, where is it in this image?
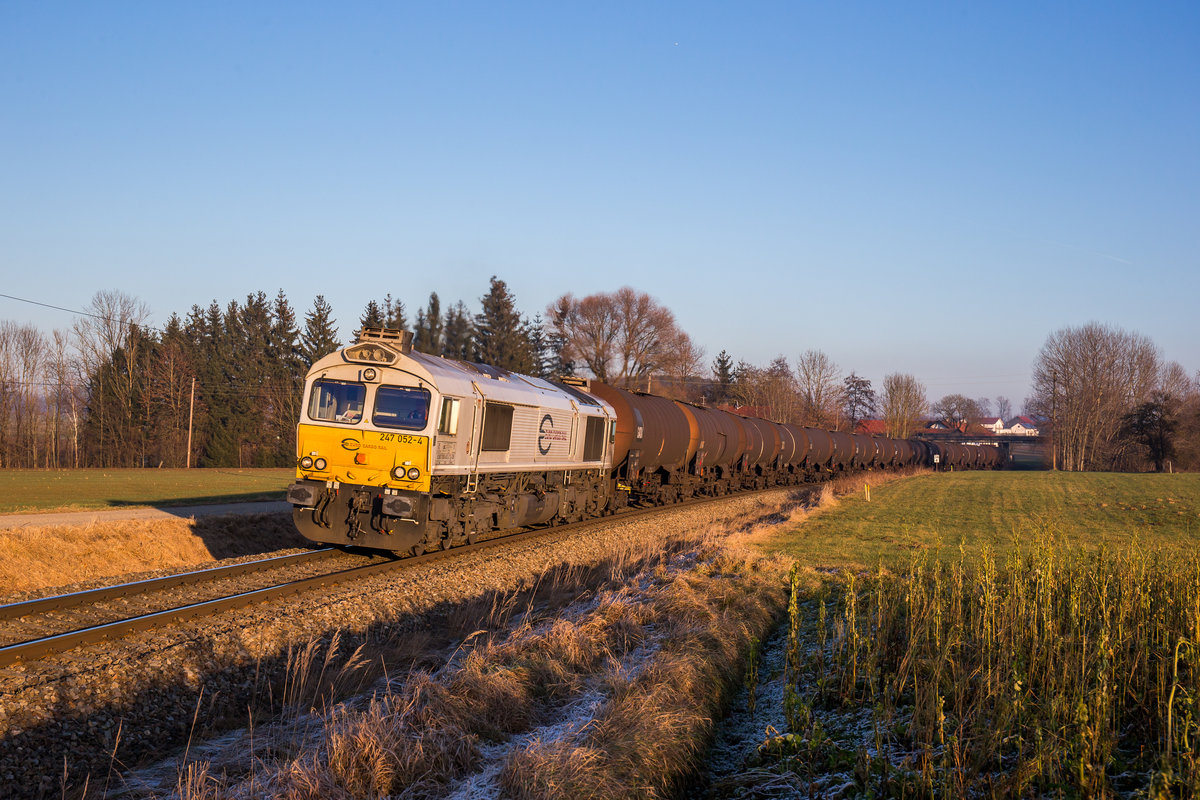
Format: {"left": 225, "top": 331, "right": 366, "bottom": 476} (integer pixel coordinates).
{"left": 994, "top": 395, "right": 1013, "bottom": 422}
{"left": 1029, "top": 322, "right": 1159, "bottom": 471}
{"left": 931, "top": 394, "right": 986, "bottom": 429}
{"left": 0, "top": 322, "right": 49, "bottom": 467}
{"left": 795, "top": 349, "right": 842, "bottom": 428}
{"left": 548, "top": 287, "right": 696, "bottom": 388}
{"left": 881, "top": 373, "right": 927, "bottom": 439}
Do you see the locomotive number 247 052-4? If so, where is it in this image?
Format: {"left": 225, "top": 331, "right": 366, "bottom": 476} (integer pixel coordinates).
{"left": 377, "top": 433, "right": 426, "bottom": 445}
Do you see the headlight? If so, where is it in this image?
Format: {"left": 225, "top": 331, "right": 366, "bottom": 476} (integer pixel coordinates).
{"left": 300, "top": 456, "right": 314, "bottom": 469}
{"left": 391, "top": 466, "right": 406, "bottom": 480}
{"left": 314, "top": 458, "right": 327, "bottom": 470}
{"left": 407, "top": 467, "right": 421, "bottom": 481}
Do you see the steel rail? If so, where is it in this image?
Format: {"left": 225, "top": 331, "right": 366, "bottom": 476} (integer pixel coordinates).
{"left": 0, "top": 484, "right": 810, "bottom": 667}
{"left": 0, "top": 548, "right": 341, "bottom": 622}
{"left": 0, "top": 558, "right": 400, "bottom": 667}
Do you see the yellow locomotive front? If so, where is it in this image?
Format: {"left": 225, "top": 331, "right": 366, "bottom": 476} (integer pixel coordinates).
{"left": 287, "top": 329, "right": 439, "bottom": 552}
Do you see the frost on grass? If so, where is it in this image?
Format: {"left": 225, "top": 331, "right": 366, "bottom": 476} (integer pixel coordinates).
{"left": 127, "top": 524, "right": 782, "bottom": 800}
{"left": 705, "top": 543, "right": 1200, "bottom": 799}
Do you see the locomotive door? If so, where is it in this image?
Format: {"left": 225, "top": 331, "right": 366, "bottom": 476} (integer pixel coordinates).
{"left": 466, "top": 381, "right": 485, "bottom": 493}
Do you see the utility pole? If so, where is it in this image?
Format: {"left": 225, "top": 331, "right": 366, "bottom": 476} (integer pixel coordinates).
{"left": 186, "top": 377, "right": 195, "bottom": 469}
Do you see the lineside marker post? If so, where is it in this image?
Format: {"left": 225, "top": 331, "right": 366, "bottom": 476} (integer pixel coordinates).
{"left": 865, "top": 483, "right": 871, "bottom": 503}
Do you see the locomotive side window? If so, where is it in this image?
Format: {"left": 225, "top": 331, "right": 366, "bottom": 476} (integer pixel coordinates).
{"left": 438, "top": 397, "right": 460, "bottom": 435}
{"left": 373, "top": 385, "right": 431, "bottom": 430}
{"left": 308, "top": 379, "right": 366, "bottom": 424}
{"left": 481, "top": 403, "right": 514, "bottom": 452}
{"left": 583, "top": 416, "right": 605, "bottom": 461}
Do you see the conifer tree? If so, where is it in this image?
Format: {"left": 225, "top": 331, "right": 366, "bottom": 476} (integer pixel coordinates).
{"left": 712, "top": 350, "right": 735, "bottom": 403}
{"left": 266, "top": 289, "right": 304, "bottom": 464}
{"left": 441, "top": 301, "right": 474, "bottom": 360}
{"left": 526, "top": 313, "right": 571, "bottom": 378}
{"left": 360, "top": 300, "right": 384, "bottom": 330}
{"left": 414, "top": 292, "right": 443, "bottom": 354}
{"left": 300, "top": 295, "right": 340, "bottom": 368}
{"left": 383, "top": 294, "right": 407, "bottom": 330}
{"left": 474, "top": 276, "right": 533, "bottom": 372}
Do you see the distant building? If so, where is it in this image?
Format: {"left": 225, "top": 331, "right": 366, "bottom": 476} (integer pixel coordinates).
{"left": 1004, "top": 415, "right": 1040, "bottom": 436}
{"left": 975, "top": 417, "right": 1004, "bottom": 434}
{"left": 855, "top": 419, "right": 888, "bottom": 435}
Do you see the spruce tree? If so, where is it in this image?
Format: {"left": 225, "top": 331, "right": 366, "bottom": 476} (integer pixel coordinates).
{"left": 360, "top": 300, "right": 384, "bottom": 330}
{"left": 267, "top": 290, "right": 303, "bottom": 465}
{"left": 526, "top": 313, "right": 571, "bottom": 378}
{"left": 414, "top": 292, "right": 443, "bottom": 354}
{"left": 414, "top": 309, "right": 429, "bottom": 350}
{"left": 843, "top": 372, "right": 877, "bottom": 431}
{"left": 441, "top": 301, "right": 474, "bottom": 360}
{"left": 474, "top": 276, "right": 533, "bottom": 372}
{"left": 383, "top": 294, "right": 407, "bottom": 330}
{"left": 300, "top": 295, "right": 341, "bottom": 368}
{"left": 712, "top": 350, "right": 735, "bottom": 403}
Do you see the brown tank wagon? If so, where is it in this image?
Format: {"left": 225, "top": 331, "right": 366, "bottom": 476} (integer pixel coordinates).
{"left": 805, "top": 428, "right": 834, "bottom": 470}
{"left": 829, "top": 431, "right": 855, "bottom": 470}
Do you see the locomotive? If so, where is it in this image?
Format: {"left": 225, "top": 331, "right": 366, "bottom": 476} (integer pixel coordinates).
{"left": 286, "top": 328, "right": 1001, "bottom": 553}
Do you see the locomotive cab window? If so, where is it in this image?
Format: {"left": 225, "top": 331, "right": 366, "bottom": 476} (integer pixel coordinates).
{"left": 373, "top": 386, "right": 431, "bottom": 430}
{"left": 308, "top": 379, "right": 366, "bottom": 424}
{"left": 481, "top": 402, "right": 514, "bottom": 452}
{"left": 438, "top": 397, "right": 461, "bottom": 436}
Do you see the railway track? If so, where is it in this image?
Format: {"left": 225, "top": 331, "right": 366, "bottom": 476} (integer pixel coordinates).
{"left": 0, "top": 547, "right": 383, "bottom": 667}
{"left": 0, "top": 485, "right": 815, "bottom": 668}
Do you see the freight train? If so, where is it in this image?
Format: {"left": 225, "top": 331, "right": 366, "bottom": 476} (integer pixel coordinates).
{"left": 286, "top": 328, "right": 1001, "bottom": 553}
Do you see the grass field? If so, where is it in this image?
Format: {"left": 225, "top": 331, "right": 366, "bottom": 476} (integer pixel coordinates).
{"left": 726, "top": 470, "right": 1200, "bottom": 798}
{"left": 759, "top": 470, "right": 1200, "bottom": 569}
{"left": 0, "top": 467, "right": 295, "bottom": 513}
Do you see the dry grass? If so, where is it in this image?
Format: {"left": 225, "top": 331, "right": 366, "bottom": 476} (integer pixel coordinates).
{"left": 496, "top": 545, "right": 783, "bottom": 799}
{"left": 0, "top": 512, "right": 306, "bottom": 596}
{"left": 158, "top": 496, "right": 814, "bottom": 799}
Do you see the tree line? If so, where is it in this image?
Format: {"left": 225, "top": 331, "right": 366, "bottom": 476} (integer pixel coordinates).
{"left": 2, "top": 285, "right": 1197, "bottom": 472}
{"left": 1028, "top": 322, "right": 1200, "bottom": 472}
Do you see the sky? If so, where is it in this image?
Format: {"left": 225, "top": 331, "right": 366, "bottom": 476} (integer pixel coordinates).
{"left": 2, "top": 2, "right": 1197, "bottom": 411}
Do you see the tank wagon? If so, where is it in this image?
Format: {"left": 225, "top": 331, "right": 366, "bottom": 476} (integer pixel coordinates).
{"left": 287, "top": 329, "right": 1001, "bottom": 553}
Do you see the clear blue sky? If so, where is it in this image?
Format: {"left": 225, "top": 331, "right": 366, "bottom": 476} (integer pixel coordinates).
{"left": 2, "top": 2, "right": 1197, "bottom": 410}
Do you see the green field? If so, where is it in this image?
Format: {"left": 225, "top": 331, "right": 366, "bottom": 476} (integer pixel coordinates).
{"left": 761, "top": 470, "right": 1200, "bottom": 568}
{"left": 0, "top": 468, "right": 295, "bottom": 514}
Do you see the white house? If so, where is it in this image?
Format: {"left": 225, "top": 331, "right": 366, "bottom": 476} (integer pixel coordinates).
{"left": 976, "top": 417, "right": 1004, "bottom": 434}
{"left": 1003, "top": 416, "right": 1040, "bottom": 436}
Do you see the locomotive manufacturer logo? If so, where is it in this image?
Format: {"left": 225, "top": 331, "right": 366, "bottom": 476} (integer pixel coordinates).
{"left": 538, "top": 414, "right": 568, "bottom": 455}
{"left": 341, "top": 438, "right": 361, "bottom": 451}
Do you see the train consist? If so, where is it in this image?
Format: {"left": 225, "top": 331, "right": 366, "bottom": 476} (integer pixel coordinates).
{"left": 286, "top": 328, "right": 1002, "bottom": 553}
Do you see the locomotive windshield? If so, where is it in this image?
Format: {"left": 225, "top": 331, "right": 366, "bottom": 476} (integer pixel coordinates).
{"left": 308, "top": 379, "right": 366, "bottom": 424}
{"left": 373, "top": 385, "right": 431, "bottom": 430}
